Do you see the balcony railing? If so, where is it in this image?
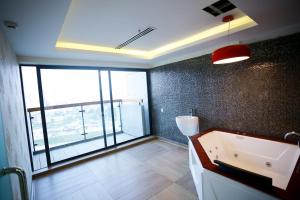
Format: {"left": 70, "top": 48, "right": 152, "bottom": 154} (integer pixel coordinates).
{"left": 27, "top": 99, "right": 143, "bottom": 153}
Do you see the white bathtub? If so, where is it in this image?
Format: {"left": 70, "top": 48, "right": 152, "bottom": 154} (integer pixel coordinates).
{"left": 189, "top": 129, "right": 300, "bottom": 200}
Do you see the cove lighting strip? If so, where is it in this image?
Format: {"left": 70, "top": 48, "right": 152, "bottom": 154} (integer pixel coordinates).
{"left": 56, "top": 16, "right": 257, "bottom": 60}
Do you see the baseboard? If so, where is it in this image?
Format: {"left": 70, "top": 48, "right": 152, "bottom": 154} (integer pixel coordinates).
{"left": 157, "top": 136, "right": 188, "bottom": 149}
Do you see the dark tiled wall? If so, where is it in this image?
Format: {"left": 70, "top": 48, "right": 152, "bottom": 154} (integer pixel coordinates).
{"left": 150, "top": 33, "right": 300, "bottom": 144}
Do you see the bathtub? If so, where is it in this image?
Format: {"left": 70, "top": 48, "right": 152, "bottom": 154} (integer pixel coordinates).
{"left": 189, "top": 129, "right": 300, "bottom": 200}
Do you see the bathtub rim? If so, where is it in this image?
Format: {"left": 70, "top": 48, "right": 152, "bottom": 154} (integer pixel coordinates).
{"left": 189, "top": 128, "right": 300, "bottom": 200}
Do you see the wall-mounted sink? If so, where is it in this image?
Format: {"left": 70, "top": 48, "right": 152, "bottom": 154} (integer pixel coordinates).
{"left": 175, "top": 116, "right": 199, "bottom": 136}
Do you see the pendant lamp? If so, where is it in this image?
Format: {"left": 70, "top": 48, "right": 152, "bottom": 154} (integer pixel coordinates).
{"left": 212, "top": 15, "right": 250, "bottom": 64}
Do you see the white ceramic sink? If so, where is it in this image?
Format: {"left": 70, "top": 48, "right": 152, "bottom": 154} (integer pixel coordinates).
{"left": 175, "top": 116, "right": 199, "bottom": 136}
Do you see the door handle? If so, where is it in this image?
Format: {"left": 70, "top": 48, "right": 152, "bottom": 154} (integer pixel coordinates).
{"left": 0, "top": 167, "right": 29, "bottom": 200}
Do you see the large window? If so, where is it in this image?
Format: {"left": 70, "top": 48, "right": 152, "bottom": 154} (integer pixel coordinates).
{"left": 21, "top": 66, "right": 151, "bottom": 170}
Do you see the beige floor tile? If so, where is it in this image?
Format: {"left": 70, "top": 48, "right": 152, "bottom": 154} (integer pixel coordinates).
{"left": 149, "top": 183, "right": 198, "bottom": 200}
{"left": 146, "top": 149, "right": 189, "bottom": 181}
{"left": 176, "top": 171, "right": 198, "bottom": 196}
{"left": 34, "top": 140, "right": 197, "bottom": 200}
{"left": 126, "top": 142, "right": 169, "bottom": 162}
{"left": 102, "top": 165, "right": 172, "bottom": 200}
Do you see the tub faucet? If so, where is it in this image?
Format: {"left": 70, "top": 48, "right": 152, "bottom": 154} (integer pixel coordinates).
{"left": 284, "top": 131, "right": 300, "bottom": 147}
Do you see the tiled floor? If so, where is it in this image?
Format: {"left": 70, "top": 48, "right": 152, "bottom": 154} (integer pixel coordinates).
{"left": 34, "top": 140, "right": 198, "bottom": 200}
{"left": 33, "top": 133, "right": 135, "bottom": 170}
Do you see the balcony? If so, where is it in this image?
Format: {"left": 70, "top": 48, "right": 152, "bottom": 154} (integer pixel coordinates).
{"left": 28, "top": 99, "right": 145, "bottom": 170}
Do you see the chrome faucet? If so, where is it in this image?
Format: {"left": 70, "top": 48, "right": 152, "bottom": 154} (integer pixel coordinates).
{"left": 284, "top": 131, "right": 300, "bottom": 147}
{"left": 189, "top": 109, "right": 195, "bottom": 116}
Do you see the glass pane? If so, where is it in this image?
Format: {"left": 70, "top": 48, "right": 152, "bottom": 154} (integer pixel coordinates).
{"left": 113, "top": 101, "right": 122, "bottom": 133}
{"left": 45, "top": 106, "right": 82, "bottom": 147}
{"left": 30, "top": 111, "right": 44, "bottom": 150}
{"left": 41, "top": 69, "right": 104, "bottom": 163}
{"left": 84, "top": 104, "right": 103, "bottom": 140}
{"left": 21, "top": 66, "right": 47, "bottom": 170}
{"left": 110, "top": 71, "right": 150, "bottom": 144}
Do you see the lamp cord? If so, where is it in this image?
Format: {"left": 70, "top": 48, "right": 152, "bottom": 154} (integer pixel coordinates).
{"left": 227, "top": 20, "right": 231, "bottom": 45}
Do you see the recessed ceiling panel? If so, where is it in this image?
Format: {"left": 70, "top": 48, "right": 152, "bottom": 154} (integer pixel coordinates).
{"left": 58, "top": 0, "right": 248, "bottom": 51}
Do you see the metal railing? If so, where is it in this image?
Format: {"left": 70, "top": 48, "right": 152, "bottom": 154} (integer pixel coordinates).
{"left": 0, "top": 167, "right": 29, "bottom": 200}
{"left": 27, "top": 99, "right": 143, "bottom": 152}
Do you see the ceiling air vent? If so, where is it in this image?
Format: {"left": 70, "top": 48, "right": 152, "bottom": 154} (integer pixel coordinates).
{"left": 203, "top": 0, "right": 236, "bottom": 17}
{"left": 115, "top": 27, "right": 156, "bottom": 49}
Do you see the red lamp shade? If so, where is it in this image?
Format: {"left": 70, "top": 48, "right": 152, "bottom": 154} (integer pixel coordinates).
{"left": 212, "top": 44, "right": 250, "bottom": 64}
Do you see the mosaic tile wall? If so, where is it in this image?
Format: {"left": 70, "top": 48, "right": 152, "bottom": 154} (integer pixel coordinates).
{"left": 0, "top": 28, "right": 32, "bottom": 199}
{"left": 150, "top": 33, "right": 300, "bottom": 144}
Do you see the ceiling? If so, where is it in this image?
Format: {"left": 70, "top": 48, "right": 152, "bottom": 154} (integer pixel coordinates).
{"left": 59, "top": 0, "right": 247, "bottom": 51}
{"left": 0, "top": 0, "right": 300, "bottom": 68}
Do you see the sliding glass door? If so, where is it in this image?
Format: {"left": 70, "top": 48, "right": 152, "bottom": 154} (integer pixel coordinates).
{"left": 20, "top": 66, "right": 151, "bottom": 169}
{"left": 21, "top": 66, "right": 47, "bottom": 170}
{"left": 110, "top": 71, "right": 151, "bottom": 144}
{"left": 39, "top": 69, "right": 105, "bottom": 162}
